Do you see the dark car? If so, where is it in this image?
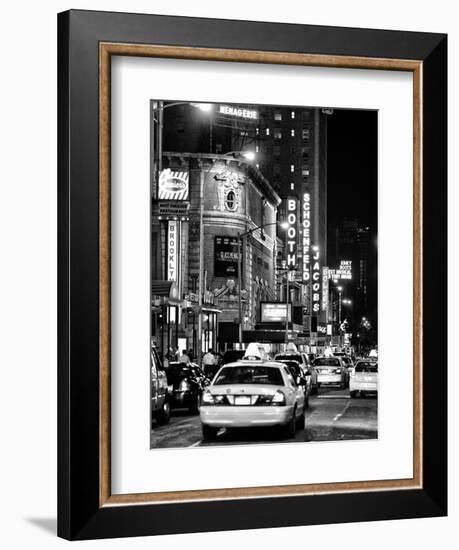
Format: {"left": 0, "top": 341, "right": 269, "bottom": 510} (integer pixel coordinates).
{"left": 276, "top": 359, "right": 310, "bottom": 408}
{"left": 166, "top": 362, "right": 210, "bottom": 414}
{"left": 151, "top": 350, "right": 170, "bottom": 426}
{"left": 274, "top": 352, "right": 318, "bottom": 394}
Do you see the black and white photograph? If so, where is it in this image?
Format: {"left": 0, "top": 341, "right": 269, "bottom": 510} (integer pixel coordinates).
{"left": 150, "top": 100, "right": 378, "bottom": 449}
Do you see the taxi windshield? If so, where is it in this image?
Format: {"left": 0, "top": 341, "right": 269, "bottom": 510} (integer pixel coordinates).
{"left": 214, "top": 366, "right": 283, "bottom": 386}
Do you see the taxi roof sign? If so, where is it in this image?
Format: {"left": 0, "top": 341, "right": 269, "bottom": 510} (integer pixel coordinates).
{"left": 243, "top": 343, "right": 266, "bottom": 361}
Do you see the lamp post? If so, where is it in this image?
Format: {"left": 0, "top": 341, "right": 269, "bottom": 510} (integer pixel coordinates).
{"left": 151, "top": 101, "right": 214, "bottom": 197}
{"left": 237, "top": 221, "right": 288, "bottom": 346}
{"left": 336, "top": 285, "right": 343, "bottom": 347}
{"left": 337, "top": 286, "right": 343, "bottom": 325}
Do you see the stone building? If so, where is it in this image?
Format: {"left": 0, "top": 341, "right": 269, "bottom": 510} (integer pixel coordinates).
{"left": 151, "top": 152, "right": 281, "bottom": 357}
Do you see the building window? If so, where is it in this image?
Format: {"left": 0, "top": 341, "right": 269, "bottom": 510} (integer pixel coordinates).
{"left": 255, "top": 145, "right": 260, "bottom": 153}
{"left": 290, "top": 183, "right": 295, "bottom": 190}
{"left": 273, "top": 145, "right": 281, "bottom": 157}
{"left": 225, "top": 190, "right": 236, "bottom": 211}
{"left": 256, "top": 127, "right": 260, "bottom": 135}
{"left": 274, "top": 112, "right": 282, "bottom": 121}
{"left": 274, "top": 129, "right": 282, "bottom": 139}
{"left": 265, "top": 128, "right": 270, "bottom": 136}
{"left": 274, "top": 163, "right": 281, "bottom": 175}
{"left": 302, "top": 128, "right": 310, "bottom": 140}
{"left": 291, "top": 111, "right": 295, "bottom": 119}
{"left": 290, "top": 164, "right": 295, "bottom": 172}
{"left": 302, "top": 166, "right": 310, "bottom": 176}
{"left": 291, "top": 129, "right": 295, "bottom": 137}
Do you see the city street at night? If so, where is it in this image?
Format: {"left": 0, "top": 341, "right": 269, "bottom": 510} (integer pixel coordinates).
{"left": 151, "top": 387, "right": 377, "bottom": 449}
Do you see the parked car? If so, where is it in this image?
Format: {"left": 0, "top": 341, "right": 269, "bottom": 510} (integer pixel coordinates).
{"left": 275, "top": 359, "right": 310, "bottom": 408}
{"left": 350, "top": 361, "right": 378, "bottom": 397}
{"left": 313, "top": 356, "right": 347, "bottom": 388}
{"left": 274, "top": 351, "right": 318, "bottom": 394}
{"left": 151, "top": 351, "right": 170, "bottom": 425}
{"left": 166, "top": 362, "right": 210, "bottom": 414}
{"left": 200, "top": 344, "right": 306, "bottom": 441}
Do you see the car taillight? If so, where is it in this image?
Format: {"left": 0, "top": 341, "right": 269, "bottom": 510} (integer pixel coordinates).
{"left": 179, "top": 380, "right": 190, "bottom": 391}
{"left": 335, "top": 368, "right": 342, "bottom": 374}
{"left": 271, "top": 390, "right": 286, "bottom": 406}
{"left": 201, "top": 390, "right": 214, "bottom": 405}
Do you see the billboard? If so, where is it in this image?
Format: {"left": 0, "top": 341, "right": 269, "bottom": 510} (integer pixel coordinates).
{"left": 214, "top": 236, "right": 240, "bottom": 277}
{"left": 260, "top": 302, "right": 292, "bottom": 323}
{"left": 328, "top": 260, "right": 353, "bottom": 280}
{"left": 158, "top": 169, "right": 189, "bottom": 200}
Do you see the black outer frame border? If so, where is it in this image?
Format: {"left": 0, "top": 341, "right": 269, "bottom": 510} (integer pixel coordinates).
{"left": 57, "top": 9, "right": 447, "bottom": 541}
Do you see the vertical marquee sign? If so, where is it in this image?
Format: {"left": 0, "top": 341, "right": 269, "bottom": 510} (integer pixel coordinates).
{"left": 302, "top": 192, "right": 311, "bottom": 281}
{"left": 286, "top": 197, "right": 299, "bottom": 267}
{"left": 167, "top": 220, "right": 179, "bottom": 282}
{"left": 322, "top": 266, "right": 329, "bottom": 317}
{"left": 312, "top": 247, "right": 321, "bottom": 313}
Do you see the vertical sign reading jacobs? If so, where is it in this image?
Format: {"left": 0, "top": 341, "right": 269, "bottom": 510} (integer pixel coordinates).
{"left": 167, "top": 220, "right": 179, "bottom": 281}
{"left": 312, "top": 247, "right": 321, "bottom": 313}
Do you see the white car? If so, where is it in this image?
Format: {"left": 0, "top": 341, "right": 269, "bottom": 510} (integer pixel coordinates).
{"left": 350, "top": 361, "right": 378, "bottom": 397}
{"left": 313, "top": 356, "right": 347, "bottom": 388}
{"left": 200, "top": 345, "right": 306, "bottom": 441}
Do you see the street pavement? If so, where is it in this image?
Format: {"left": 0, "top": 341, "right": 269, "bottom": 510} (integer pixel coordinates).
{"left": 150, "top": 386, "right": 378, "bottom": 449}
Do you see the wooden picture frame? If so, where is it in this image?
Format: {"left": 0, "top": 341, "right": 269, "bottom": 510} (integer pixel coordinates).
{"left": 58, "top": 9, "right": 447, "bottom": 540}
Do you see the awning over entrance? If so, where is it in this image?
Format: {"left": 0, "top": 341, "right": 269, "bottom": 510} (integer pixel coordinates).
{"left": 151, "top": 280, "right": 179, "bottom": 299}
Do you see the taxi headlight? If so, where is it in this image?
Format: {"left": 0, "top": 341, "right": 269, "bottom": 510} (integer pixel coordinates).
{"left": 271, "top": 390, "right": 286, "bottom": 406}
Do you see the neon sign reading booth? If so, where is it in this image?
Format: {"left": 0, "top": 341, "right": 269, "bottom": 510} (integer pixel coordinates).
{"left": 302, "top": 192, "right": 311, "bottom": 280}
{"left": 286, "top": 198, "right": 298, "bottom": 267}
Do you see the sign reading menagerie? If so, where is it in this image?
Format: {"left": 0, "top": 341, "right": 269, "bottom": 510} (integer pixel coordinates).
{"left": 219, "top": 105, "right": 258, "bottom": 120}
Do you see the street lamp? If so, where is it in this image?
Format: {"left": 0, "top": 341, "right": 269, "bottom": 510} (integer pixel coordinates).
{"left": 237, "top": 221, "right": 288, "bottom": 345}
{"left": 223, "top": 150, "right": 256, "bottom": 162}
{"left": 151, "top": 101, "right": 214, "bottom": 196}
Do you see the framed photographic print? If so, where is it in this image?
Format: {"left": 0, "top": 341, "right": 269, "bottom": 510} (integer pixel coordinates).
{"left": 58, "top": 9, "right": 447, "bottom": 540}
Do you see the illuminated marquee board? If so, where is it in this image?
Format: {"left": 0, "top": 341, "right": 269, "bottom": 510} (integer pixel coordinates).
{"left": 286, "top": 197, "right": 299, "bottom": 267}
{"left": 302, "top": 192, "right": 311, "bottom": 281}
{"left": 261, "top": 302, "right": 292, "bottom": 323}
{"left": 328, "top": 260, "right": 353, "bottom": 280}
{"left": 219, "top": 105, "right": 258, "bottom": 120}
{"left": 167, "top": 220, "right": 179, "bottom": 282}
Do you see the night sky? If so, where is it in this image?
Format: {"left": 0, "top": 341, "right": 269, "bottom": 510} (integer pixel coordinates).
{"left": 326, "top": 108, "right": 378, "bottom": 319}
{"left": 327, "top": 108, "right": 378, "bottom": 232}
